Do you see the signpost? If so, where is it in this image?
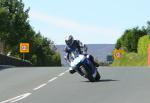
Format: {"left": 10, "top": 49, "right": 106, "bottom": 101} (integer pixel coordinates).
{"left": 20, "top": 43, "right": 29, "bottom": 60}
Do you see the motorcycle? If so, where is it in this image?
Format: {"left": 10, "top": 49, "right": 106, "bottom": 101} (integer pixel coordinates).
{"left": 68, "top": 52, "right": 101, "bottom": 82}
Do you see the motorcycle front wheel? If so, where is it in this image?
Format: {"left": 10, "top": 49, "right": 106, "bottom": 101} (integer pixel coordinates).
{"left": 80, "top": 65, "right": 95, "bottom": 82}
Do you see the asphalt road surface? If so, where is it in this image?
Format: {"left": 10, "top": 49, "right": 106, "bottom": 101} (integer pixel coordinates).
{"left": 0, "top": 67, "right": 150, "bottom": 103}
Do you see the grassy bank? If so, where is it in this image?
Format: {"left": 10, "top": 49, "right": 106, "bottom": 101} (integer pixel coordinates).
{"left": 112, "top": 35, "right": 150, "bottom": 66}
{"left": 111, "top": 53, "right": 147, "bottom": 66}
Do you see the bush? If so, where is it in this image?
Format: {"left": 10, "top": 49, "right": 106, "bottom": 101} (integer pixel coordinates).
{"left": 112, "top": 35, "right": 149, "bottom": 66}
{"left": 138, "top": 35, "right": 150, "bottom": 55}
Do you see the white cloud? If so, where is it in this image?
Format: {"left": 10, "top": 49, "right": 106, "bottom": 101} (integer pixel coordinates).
{"left": 29, "top": 11, "right": 122, "bottom": 44}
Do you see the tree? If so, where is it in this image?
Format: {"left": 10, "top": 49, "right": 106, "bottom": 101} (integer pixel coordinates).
{"left": 115, "top": 38, "right": 121, "bottom": 49}
{"left": 0, "top": 0, "right": 31, "bottom": 53}
{"left": 0, "top": 0, "right": 61, "bottom": 66}
{"left": 115, "top": 26, "right": 147, "bottom": 52}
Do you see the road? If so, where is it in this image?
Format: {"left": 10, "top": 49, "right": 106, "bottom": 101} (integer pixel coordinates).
{"left": 0, "top": 67, "right": 150, "bottom": 103}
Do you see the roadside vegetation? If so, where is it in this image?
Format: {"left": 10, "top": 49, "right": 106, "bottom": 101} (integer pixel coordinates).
{"left": 0, "top": 0, "right": 61, "bottom": 66}
{"left": 112, "top": 22, "right": 150, "bottom": 66}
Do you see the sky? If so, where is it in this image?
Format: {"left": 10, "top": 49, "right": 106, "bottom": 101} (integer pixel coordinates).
{"left": 23, "top": 0, "right": 150, "bottom": 45}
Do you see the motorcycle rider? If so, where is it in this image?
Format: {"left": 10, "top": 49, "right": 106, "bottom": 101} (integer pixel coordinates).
{"left": 64, "top": 35, "right": 99, "bottom": 74}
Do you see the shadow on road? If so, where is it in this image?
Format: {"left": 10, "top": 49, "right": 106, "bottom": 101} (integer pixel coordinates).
{"left": 0, "top": 65, "right": 14, "bottom": 71}
{"left": 83, "top": 79, "right": 119, "bottom": 83}
{"left": 98, "top": 79, "right": 119, "bottom": 82}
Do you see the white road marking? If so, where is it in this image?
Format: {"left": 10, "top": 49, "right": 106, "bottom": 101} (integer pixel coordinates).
{"left": 58, "top": 73, "right": 65, "bottom": 77}
{"left": 0, "top": 93, "right": 31, "bottom": 103}
{"left": 10, "top": 93, "right": 31, "bottom": 103}
{"left": 0, "top": 70, "right": 68, "bottom": 103}
{"left": 48, "top": 77, "right": 58, "bottom": 83}
{"left": 33, "top": 83, "right": 47, "bottom": 91}
{"left": 65, "top": 70, "right": 69, "bottom": 73}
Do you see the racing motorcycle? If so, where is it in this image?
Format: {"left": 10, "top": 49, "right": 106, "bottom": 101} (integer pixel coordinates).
{"left": 67, "top": 51, "right": 101, "bottom": 82}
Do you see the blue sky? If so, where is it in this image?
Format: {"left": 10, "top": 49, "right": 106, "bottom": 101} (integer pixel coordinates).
{"left": 23, "top": 0, "right": 150, "bottom": 44}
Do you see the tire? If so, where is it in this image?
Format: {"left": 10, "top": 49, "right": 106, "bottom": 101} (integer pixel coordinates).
{"left": 80, "top": 65, "right": 95, "bottom": 82}
{"left": 95, "top": 71, "right": 101, "bottom": 81}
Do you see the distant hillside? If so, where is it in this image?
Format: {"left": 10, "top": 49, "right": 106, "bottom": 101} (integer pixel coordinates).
{"left": 56, "top": 44, "right": 115, "bottom": 66}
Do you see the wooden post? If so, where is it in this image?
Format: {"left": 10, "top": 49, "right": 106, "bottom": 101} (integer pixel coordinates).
{"left": 23, "top": 53, "right": 25, "bottom": 61}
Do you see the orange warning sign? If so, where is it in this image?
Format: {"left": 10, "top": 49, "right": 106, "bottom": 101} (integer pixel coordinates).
{"left": 20, "top": 43, "right": 29, "bottom": 53}
{"left": 113, "top": 49, "right": 123, "bottom": 60}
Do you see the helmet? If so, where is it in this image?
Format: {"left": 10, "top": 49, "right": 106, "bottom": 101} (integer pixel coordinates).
{"left": 65, "top": 35, "right": 74, "bottom": 46}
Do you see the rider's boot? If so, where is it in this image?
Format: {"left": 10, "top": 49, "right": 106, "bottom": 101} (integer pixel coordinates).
{"left": 69, "top": 67, "right": 76, "bottom": 74}
{"left": 93, "top": 61, "right": 99, "bottom": 67}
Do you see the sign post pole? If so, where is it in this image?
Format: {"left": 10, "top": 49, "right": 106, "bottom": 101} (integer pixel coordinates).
{"left": 23, "top": 53, "right": 25, "bottom": 61}
{"left": 20, "top": 43, "right": 29, "bottom": 61}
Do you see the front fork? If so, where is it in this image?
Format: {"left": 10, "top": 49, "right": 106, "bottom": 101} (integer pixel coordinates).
{"left": 77, "top": 66, "right": 85, "bottom": 76}
{"left": 69, "top": 66, "right": 84, "bottom": 76}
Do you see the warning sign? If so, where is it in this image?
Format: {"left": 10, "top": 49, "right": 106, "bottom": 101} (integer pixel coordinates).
{"left": 20, "top": 43, "right": 29, "bottom": 53}
{"left": 113, "top": 49, "right": 123, "bottom": 60}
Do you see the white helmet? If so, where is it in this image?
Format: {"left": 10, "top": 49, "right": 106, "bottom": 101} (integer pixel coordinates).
{"left": 65, "top": 35, "right": 74, "bottom": 46}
